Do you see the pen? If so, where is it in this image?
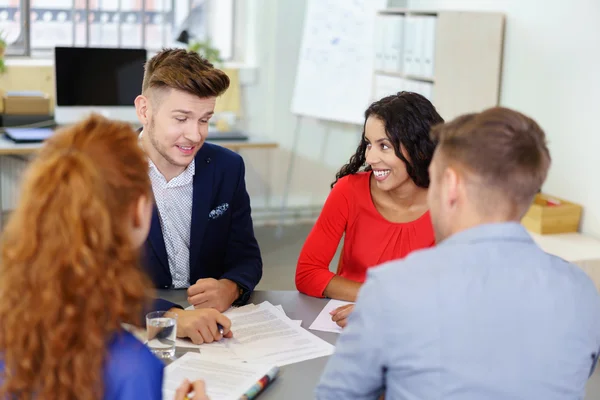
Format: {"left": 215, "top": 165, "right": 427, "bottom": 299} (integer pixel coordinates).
{"left": 183, "top": 367, "right": 279, "bottom": 400}
{"left": 240, "top": 366, "right": 280, "bottom": 399}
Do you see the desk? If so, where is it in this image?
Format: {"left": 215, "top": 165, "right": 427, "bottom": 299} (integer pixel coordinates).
{"left": 0, "top": 135, "right": 278, "bottom": 227}
{"left": 0, "top": 134, "right": 278, "bottom": 155}
{"left": 529, "top": 232, "right": 600, "bottom": 292}
{"left": 155, "top": 289, "right": 335, "bottom": 400}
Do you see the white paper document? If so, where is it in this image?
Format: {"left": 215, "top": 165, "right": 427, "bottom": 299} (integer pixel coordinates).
{"left": 309, "top": 299, "right": 354, "bottom": 333}
{"left": 176, "top": 302, "right": 301, "bottom": 348}
{"left": 225, "top": 302, "right": 333, "bottom": 366}
{"left": 175, "top": 301, "right": 332, "bottom": 366}
{"left": 162, "top": 352, "right": 278, "bottom": 400}
{"left": 185, "top": 303, "right": 287, "bottom": 317}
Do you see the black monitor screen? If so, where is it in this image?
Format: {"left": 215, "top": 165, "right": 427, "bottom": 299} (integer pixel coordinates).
{"left": 55, "top": 47, "right": 147, "bottom": 106}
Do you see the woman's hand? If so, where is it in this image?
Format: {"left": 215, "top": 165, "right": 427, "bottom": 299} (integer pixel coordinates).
{"left": 174, "top": 379, "right": 209, "bottom": 400}
{"left": 330, "top": 304, "right": 355, "bottom": 328}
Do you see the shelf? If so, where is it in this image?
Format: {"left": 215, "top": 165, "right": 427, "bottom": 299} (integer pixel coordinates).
{"left": 374, "top": 70, "right": 435, "bottom": 83}
{"left": 377, "top": 8, "right": 438, "bottom": 16}
{"left": 372, "top": 10, "right": 504, "bottom": 120}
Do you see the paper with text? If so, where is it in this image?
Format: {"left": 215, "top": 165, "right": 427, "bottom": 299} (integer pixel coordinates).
{"left": 175, "top": 302, "right": 331, "bottom": 366}
{"left": 162, "top": 353, "right": 277, "bottom": 400}
{"left": 309, "top": 299, "right": 354, "bottom": 333}
{"left": 224, "top": 302, "right": 334, "bottom": 366}
{"left": 175, "top": 302, "right": 300, "bottom": 351}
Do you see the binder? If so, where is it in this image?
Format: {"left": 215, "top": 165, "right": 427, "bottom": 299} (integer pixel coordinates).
{"left": 411, "top": 16, "right": 425, "bottom": 77}
{"left": 418, "top": 81, "right": 434, "bottom": 101}
{"left": 373, "top": 74, "right": 404, "bottom": 100}
{"left": 421, "top": 16, "right": 437, "bottom": 79}
{"left": 402, "top": 79, "right": 418, "bottom": 95}
{"left": 381, "top": 15, "right": 394, "bottom": 71}
{"left": 374, "top": 14, "right": 386, "bottom": 70}
{"left": 402, "top": 16, "right": 417, "bottom": 75}
{"left": 384, "top": 15, "right": 404, "bottom": 73}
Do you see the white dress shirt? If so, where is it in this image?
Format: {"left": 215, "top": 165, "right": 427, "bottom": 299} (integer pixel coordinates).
{"left": 147, "top": 158, "right": 195, "bottom": 289}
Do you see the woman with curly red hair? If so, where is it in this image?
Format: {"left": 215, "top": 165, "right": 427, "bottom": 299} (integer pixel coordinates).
{"left": 0, "top": 115, "right": 207, "bottom": 400}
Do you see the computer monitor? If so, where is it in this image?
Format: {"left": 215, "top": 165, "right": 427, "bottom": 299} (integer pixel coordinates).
{"left": 54, "top": 47, "right": 147, "bottom": 125}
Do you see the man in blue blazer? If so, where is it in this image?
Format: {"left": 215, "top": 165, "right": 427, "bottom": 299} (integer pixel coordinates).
{"left": 134, "top": 49, "right": 262, "bottom": 344}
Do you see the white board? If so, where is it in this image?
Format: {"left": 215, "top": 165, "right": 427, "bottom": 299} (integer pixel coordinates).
{"left": 291, "top": 0, "right": 386, "bottom": 125}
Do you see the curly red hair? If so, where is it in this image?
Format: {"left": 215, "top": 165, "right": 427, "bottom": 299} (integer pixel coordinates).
{"left": 0, "top": 115, "right": 154, "bottom": 400}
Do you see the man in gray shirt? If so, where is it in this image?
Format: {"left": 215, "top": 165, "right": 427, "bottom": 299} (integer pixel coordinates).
{"left": 316, "top": 107, "right": 600, "bottom": 400}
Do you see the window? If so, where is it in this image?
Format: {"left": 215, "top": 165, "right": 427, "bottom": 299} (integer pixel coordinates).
{"left": 0, "top": 0, "right": 234, "bottom": 59}
{"left": 0, "top": 0, "right": 27, "bottom": 55}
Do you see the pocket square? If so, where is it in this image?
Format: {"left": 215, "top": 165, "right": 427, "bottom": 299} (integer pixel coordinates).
{"left": 209, "top": 203, "right": 229, "bottom": 220}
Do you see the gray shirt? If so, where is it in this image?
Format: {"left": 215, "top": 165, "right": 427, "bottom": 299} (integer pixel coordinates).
{"left": 316, "top": 222, "right": 600, "bottom": 400}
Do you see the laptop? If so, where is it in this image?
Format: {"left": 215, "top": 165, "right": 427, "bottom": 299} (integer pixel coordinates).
{"left": 206, "top": 130, "right": 248, "bottom": 141}
{"left": 4, "top": 127, "right": 249, "bottom": 143}
{"left": 4, "top": 128, "right": 54, "bottom": 143}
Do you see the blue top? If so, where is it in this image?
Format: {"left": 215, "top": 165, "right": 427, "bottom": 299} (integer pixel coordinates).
{"left": 1, "top": 330, "right": 163, "bottom": 399}
{"left": 104, "top": 331, "right": 164, "bottom": 399}
{"left": 316, "top": 222, "right": 600, "bottom": 400}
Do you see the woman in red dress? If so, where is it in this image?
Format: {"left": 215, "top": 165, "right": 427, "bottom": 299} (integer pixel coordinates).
{"left": 295, "top": 92, "right": 444, "bottom": 326}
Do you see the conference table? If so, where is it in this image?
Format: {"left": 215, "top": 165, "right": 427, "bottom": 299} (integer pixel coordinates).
{"left": 155, "top": 289, "right": 337, "bottom": 400}
{"left": 156, "top": 289, "right": 600, "bottom": 400}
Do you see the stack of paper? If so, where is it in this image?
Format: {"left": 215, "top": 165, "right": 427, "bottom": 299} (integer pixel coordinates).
{"left": 163, "top": 353, "right": 279, "bottom": 400}
{"left": 183, "top": 302, "right": 302, "bottom": 327}
{"left": 177, "top": 301, "right": 334, "bottom": 366}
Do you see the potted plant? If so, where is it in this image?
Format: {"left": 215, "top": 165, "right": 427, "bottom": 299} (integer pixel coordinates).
{"left": 188, "top": 38, "right": 222, "bottom": 66}
{"left": 0, "top": 30, "right": 6, "bottom": 74}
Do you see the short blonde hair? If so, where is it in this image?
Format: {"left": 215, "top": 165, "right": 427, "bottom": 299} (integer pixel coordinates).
{"left": 430, "top": 107, "right": 551, "bottom": 209}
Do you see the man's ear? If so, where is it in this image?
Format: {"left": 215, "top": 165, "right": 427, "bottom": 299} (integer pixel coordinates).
{"left": 134, "top": 194, "right": 153, "bottom": 227}
{"left": 130, "top": 194, "right": 153, "bottom": 249}
{"left": 444, "top": 167, "right": 460, "bottom": 208}
{"left": 134, "top": 94, "right": 150, "bottom": 125}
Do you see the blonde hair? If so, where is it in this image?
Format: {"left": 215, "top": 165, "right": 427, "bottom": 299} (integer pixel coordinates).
{"left": 431, "top": 107, "right": 551, "bottom": 210}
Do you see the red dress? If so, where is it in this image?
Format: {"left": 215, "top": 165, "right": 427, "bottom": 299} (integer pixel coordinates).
{"left": 295, "top": 171, "right": 435, "bottom": 297}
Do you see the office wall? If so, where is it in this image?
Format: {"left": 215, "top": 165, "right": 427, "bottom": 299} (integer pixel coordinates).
{"left": 10, "top": 0, "right": 599, "bottom": 235}
{"left": 407, "top": 0, "right": 600, "bottom": 237}
{"left": 0, "top": 0, "right": 363, "bottom": 223}
{"left": 239, "top": 0, "right": 365, "bottom": 218}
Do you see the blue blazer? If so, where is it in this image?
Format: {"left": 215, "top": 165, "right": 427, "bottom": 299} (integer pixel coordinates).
{"left": 145, "top": 143, "right": 263, "bottom": 311}
{"left": 1, "top": 331, "right": 164, "bottom": 399}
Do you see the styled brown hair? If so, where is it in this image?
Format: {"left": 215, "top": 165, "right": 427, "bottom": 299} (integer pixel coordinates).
{"left": 142, "top": 48, "right": 230, "bottom": 99}
{"left": 0, "top": 115, "right": 154, "bottom": 400}
{"left": 430, "top": 107, "right": 551, "bottom": 210}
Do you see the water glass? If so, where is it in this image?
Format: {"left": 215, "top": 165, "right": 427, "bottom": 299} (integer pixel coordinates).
{"left": 146, "top": 311, "right": 177, "bottom": 359}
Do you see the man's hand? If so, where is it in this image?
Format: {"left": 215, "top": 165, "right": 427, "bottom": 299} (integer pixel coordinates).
{"left": 169, "top": 307, "right": 232, "bottom": 344}
{"left": 187, "top": 278, "right": 239, "bottom": 312}
{"left": 330, "top": 304, "right": 355, "bottom": 328}
{"left": 174, "top": 379, "right": 209, "bottom": 400}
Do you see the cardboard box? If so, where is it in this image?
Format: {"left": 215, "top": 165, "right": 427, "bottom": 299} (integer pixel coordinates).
{"left": 521, "top": 193, "right": 582, "bottom": 234}
{"left": 3, "top": 94, "right": 51, "bottom": 115}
